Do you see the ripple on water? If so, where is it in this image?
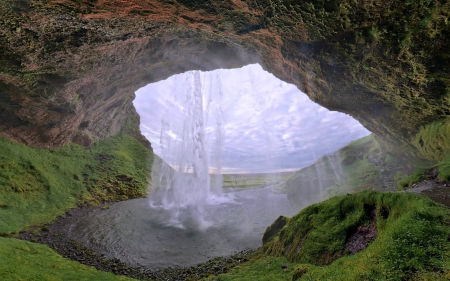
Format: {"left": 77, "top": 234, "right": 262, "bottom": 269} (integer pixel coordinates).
{"left": 60, "top": 186, "right": 298, "bottom": 269}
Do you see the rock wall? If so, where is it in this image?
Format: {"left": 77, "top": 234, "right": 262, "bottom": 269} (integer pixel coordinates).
{"left": 1, "top": 0, "right": 449, "bottom": 161}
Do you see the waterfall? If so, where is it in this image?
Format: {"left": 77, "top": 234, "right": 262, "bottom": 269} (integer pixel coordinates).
{"left": 153, "top": 70, "right": 226, "bottom": 228}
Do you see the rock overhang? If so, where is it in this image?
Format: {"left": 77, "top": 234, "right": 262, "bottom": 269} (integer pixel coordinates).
{"left": 0, "top": 0, "right": 449, "bottom": 163}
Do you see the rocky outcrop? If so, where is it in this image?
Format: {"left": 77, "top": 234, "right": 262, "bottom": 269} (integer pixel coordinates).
{"left": 1, "top": 0, "right": 449, "bottom": 161}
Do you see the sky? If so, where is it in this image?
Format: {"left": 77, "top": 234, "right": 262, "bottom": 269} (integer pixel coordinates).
{"left": 133, "top": 64, "right": 370, "bottom": 174}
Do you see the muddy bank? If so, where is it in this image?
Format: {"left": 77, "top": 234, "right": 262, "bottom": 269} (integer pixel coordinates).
{"left": 18, "top": 205, "right": 255, "bottom": 281}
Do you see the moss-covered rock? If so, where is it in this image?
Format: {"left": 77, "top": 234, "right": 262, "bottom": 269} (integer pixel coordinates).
{"left": 0, "top": 134, "right": 155, "bottom": 234}
{"left": 0, "top": 0, "right": 448, "bottom": 164}
{"left": 209, "top": 191, "right": 450, "bottom": 280}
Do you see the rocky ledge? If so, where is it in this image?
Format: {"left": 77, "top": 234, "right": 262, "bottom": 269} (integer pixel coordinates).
{"left": 0, "top": 0, "right": 449, "bottom": 164}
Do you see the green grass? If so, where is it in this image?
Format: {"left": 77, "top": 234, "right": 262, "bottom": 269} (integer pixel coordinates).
{"left": 391, "top": 118, "right": 450, "bottom": 188}
{"left": 395, "top": 168, "right": 428, "bottom": 190}
{"left": 438, "top": 154, "right": 450, "bottom": 182}
{"left": 285, "top": 135, "right": 416, "bottom": 207}
{"left": 0, "top": 134, "right": 154, "bottom": 234}
{"left": 0, "top": 237, "right": 136, "bottom": 281}
{"left": 413, "top": 118, "right": 450, "bottom": 163}
{"left": 220, "top": 172, "right": 294, "bottom": 191}
{"left": 204, "top": 255, "right": 295, "bottom": 281}
{"left": 396, "top": 153, "right": 450, "bottom": 189}
{"left": 210, "top": 191, "right": 450, "bottom": 281}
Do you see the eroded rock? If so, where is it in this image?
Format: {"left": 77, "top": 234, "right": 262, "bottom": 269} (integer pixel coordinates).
{"left": 0, "top": 0, "right": 449, "bottom": 163}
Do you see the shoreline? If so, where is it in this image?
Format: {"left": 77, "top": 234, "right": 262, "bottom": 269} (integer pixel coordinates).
{"left": 17, "top": 204, "right": 256, "bottom": 281}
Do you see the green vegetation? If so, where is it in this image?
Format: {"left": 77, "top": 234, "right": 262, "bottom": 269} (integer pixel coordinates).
{"left": 266, "top": 0, "right": 450, "bottom": 165}
{"left": 395, "top": 168, "right": 428, "bottom": 190}
{"left": 284, "top": 135, "right": 417, "bottom": 208}
{"left": 0, "top": 134, "right": 154, "bottom": 235}
{"left": 220, "top": 172, "right": 294, "bottom": 191}
{"left": 413, "top": 118, "right": 450, "bottom": 163}
{"left": 337, "top": 135, "right": 387, "bottom": 191}
{"left": 0, "top": 238, "right": 136, "bottom": 281}
{"left": 384, "top": 118, "right": 450, "bottom": 189}
{"left": 204, "top": 255, "right": 295, "bottom": 281}
{"left": 208, "top": 191, "right": 450, "bottom": 280}
{"left": 438, "top": 154, "right": 450, "bottom": 182}
{"left": 395, "top": 154, "right": 450, "bottom": 190}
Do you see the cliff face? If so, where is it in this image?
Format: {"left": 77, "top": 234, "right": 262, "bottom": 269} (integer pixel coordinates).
{"left": 1, "top": 0, "right": 449, "bottom": 161}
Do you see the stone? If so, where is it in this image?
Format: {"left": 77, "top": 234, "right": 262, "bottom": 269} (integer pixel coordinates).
{"left": 0, "top": 0, "right": 448, "bottom": 163}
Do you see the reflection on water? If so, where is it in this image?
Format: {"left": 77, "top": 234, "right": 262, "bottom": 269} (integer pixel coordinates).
{"left": 61, "top": 186, "right": 298, "bottom": 269}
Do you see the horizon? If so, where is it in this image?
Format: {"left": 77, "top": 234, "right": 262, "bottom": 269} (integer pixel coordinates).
{"left": 134, "top": 64, "right": 371, "bottom": 174}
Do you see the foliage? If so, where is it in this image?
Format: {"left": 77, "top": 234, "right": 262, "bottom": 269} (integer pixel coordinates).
{"left": 220, "top": 172, "right": 293, "bottom": 191}
{"left": 0, "top": 237, "right": 136, "bottom": 281}
{"left": 210, "top": 191, "right": 450, "bottom": 280}
{"left": 395, "top": 168, "right": 427, "bottom": 190}
{"left": 285, "top": 135, "right": 415, "bottom": 208}
{"left": 413, "top": 118, "right": 450, "bottom": 162}
{"left": 438, "top": 154, "right": 450, "bottom": 182}
{"left": 0, "top": 134, "right": 154, "bottom": 234}
{"left": 204, "top": 254, "right": 295, "bottom": 281}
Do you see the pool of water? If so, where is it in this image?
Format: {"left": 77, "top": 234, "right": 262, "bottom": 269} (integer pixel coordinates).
{"left": 59, "top": 186, "right": 299, "bottom": 269}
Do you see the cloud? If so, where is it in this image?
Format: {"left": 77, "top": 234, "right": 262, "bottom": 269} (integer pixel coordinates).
{"left": 133, "top": 64, "right": 370, "bottom": 173}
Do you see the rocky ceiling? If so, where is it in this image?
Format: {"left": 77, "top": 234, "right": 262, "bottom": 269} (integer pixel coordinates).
{"left": 0, "top": 0, "right": 449, "bottom": 162}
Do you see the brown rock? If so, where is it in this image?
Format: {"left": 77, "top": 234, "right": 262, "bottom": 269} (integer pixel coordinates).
{"left": 0, "top": 0, "right": 448, "bottom": 163}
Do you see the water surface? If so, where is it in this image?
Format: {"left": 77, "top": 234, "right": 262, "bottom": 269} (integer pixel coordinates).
{"left": 61, "top": 186, "right": 298, "bottom": 269}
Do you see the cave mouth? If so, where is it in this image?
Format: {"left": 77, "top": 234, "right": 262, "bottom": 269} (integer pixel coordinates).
{"left": 57, "top": 64, "right": 371, "bottom": 269}
{"left": 133, "top": 63, "right": 370, "bottom": 228}
{"left": 133, "top": 63, "right": 371, "bottom": 175}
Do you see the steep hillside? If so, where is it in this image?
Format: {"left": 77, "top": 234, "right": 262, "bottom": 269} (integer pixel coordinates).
{"left": 0, "top": 134, "right": 155, "bottom": 234}
{"left": 284, "top": 135, "right": 407, "bottom": 208}
{"left": 208, "top": 191, "right": 450, "bottom": 280}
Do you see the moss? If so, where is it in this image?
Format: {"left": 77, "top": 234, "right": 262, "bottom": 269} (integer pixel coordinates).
{"left": 217, "top": 191, "right": 450, "bottom": 281}
{"left": 412, "top": 118, "right": 450, "bottom": 162}
{"left": 0, "top": 238, "right": 136, "bottom": 281}
{"left": 0, "top": 134, "right": 154, "bottom": 234}
{"left": 395, "top": 168, "right": 428, "bottom": 190}
{"left": 1, "top": 0, "right": 449, "bottom": 165}
{"left": 203, "top": 255, "right": 295, "bottom": 281}
{"left": 286, "top": 135, "right": 416, "bottom": 207}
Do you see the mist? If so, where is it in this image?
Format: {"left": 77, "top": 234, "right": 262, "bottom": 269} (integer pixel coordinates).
{"left": 134, "top": 64, "right": 370, "bottom": 174}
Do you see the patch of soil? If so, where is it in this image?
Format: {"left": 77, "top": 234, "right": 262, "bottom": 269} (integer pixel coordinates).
{"left": 344, "top": 204, "right": 377, "bottom": 255}
{"left": 17, "top": 206, "right": 254, "bottom": 281}
{"left": 345, "top": 222, "right": 377, "bottom": 254}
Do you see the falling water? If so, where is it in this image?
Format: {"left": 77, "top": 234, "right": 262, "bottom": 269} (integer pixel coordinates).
{"left": 152, "top": 71, "right": 226, "bottom": 228}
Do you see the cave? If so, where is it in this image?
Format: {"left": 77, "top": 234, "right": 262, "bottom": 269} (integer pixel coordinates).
{"left": 0, "top": 0, "right": 448, "bottom": 165}
{"left": 1, "top": 0, "right": 450, "bottom": 279}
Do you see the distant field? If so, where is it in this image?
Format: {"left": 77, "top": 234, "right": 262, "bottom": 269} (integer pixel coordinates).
{"left": 213, "top": 172, "right": 295, "bottom": 191}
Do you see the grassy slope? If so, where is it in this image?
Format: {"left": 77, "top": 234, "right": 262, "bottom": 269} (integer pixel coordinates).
{"left": 0, "top": 134, "right": 154, "bottom": 281}
{"left": 0, "top": 238, "right": 135, "bottom": 281}
{"left": 284, "top": 134, "right": 422, "bottom": 209}
{"left": 388, "top": 118, "right": 450, "bottom": 188}
{"left": 409, "top": 118, "right": 450, "bottom": 182}
{"left": 207, "top": 191, "right": 450, "bottom": 281}
{"left": 0, "top": 134, "right": 154, "bottom": 235}
{"left": 204, "top": 255, "right": 295, "bottom": 281}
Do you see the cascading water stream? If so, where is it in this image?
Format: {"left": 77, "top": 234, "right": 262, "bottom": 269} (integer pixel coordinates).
{"left": 152, "top": 71, "right": 227, "bottom": 228}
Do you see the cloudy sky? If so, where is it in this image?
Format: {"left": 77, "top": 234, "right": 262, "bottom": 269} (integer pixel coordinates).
{"left": 133, "top": 64, "right": 370, "bottom": 174}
